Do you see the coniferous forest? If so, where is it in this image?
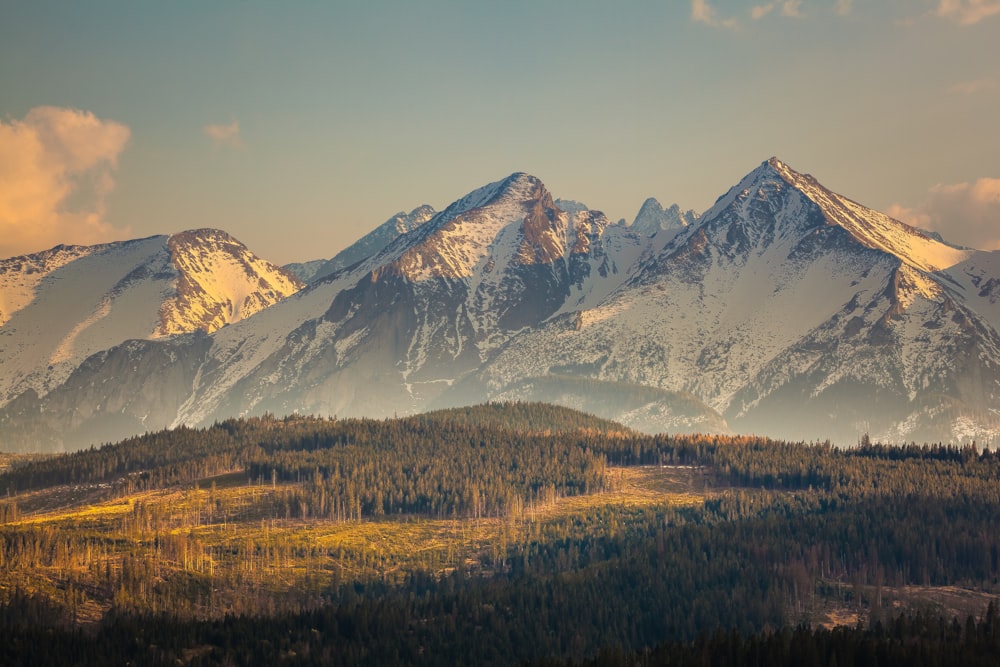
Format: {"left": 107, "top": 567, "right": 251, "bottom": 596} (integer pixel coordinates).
{"left": 1, "top": 403, "right": 999, "bottom": 665}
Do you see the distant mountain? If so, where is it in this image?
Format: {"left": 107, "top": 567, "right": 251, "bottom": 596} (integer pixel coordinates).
{"left": 473, "top": 375, "right": 728, "bottom": 435}
{"left": 285, "top": 206, "right": 437, "bottom": 283}
{"left": 4, "top": 159, "right": 1000, "bottom": 450}
{"left": 630, "top": 198, "right": 698, "bottom": 239}
{"left": 0, "top": 230, "right": 301, "bottom": 408}
{"left": 189, "top": 173, "right": 649, "bottom": 427}
{"left": 0, "top": 174, "right": 652, "bottom": 449}
{"left": 282, "top": 258, "right": 327, "bottom": 283}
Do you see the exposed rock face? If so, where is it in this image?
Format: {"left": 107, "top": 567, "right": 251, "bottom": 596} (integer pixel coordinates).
{"left": 5, "top": 159, "right": 1000, "bottom": 450}
{"left": 473, "top": 159, "right": 997, "bottom": 444}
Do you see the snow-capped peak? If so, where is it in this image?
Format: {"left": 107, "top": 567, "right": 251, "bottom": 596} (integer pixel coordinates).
{"left": 0, "top": 230, "right": 302, "bottom": 407}
{"left": 700, "top": 158, "right": 972, "bottom": 273}
{"left": 429, "top": 172, "right": 542, "bottom": 225}
{"left": 157, "top": 229, "right": 304, "bottom": 335}
{"left": 387, "top": 172, "right": 557, "bottom": 281}
{"left": 764, "top": 158, "right": 972, "bottom": 272}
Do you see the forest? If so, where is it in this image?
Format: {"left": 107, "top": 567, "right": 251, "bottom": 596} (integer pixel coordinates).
{"left": 0, "top": 403, "right": 998, "bottom": 665}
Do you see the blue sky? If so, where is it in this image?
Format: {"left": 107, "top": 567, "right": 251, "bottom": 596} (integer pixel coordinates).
{"left": 2, "top": 1, "right": 999, "bottom": 262}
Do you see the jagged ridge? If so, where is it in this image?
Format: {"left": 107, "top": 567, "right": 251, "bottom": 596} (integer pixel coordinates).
{"left": 4, "top": 159, "right": 1000, "bottom": 450}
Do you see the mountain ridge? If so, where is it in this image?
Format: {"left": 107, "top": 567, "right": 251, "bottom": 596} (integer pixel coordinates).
{"left": 0, "top": 230, "right": 301, "bottom": 408}
{"left": 3, "top": 159, "right": 1000, "bottom": 450}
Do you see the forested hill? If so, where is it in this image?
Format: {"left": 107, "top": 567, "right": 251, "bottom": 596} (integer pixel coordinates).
{"left": 4, "top": 403, "right": 1000, "bottom": 665}
{"left": 0, "top": 403, "right": 628, "bottom": 500}
{"left": 415, "top": 402, "right": 633, "bottom": 435}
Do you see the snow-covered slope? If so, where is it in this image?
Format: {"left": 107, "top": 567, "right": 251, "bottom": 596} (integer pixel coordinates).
{"left": 0, "top": 244, "right": 104, "bottom": 327}
{"left": 0, "top": 231, "right": 301, "bottom": 406}
{"left": 157, "top": 229, "right": 303, "bottom": 335}
{"left": 307, "top": 205, "right": 436, "bottom": 283}
{"left": 5, "top": 159, "right": 1000, "bottom": 450}
{"left": 0, "top": 174, "right": 651, "bottom": 449}
{"left": 180, "top": 173, "right": 649, "bottom": 426}
{"left": 470, "top": 159, "right": 1000, "bottom": 444}
{"left": 282, "top": 259, "right": 327, "bottom": 284}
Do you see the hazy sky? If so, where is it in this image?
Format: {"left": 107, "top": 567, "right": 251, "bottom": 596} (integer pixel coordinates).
{"left": 2, "top": 1, "right": 999, "bottom": 263}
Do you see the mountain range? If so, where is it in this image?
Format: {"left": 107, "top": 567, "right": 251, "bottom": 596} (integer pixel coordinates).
{"left": 2, "top": 158, "right": 999, "bottom": 451}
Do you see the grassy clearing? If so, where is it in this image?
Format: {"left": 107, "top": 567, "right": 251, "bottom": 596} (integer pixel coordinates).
{"left": 0, "top": 466, "right": 710, "bottom": 619}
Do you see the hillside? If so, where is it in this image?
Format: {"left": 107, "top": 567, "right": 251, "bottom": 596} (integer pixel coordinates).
{"left": 1, "top": 404, "right": 999, "bottom": 664}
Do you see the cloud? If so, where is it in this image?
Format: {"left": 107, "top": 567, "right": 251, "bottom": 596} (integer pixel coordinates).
{"left": 0, "top": 106, "right": 132, "bottom": 258}
{"left": 781, "top": 0, "right": 802, "bottom": 16}
{"left": 751, "top": 1, "right": 803, "bottom": 20}
{"left": 691, "top": 0, "right": 740, "bottom": 29}
{"left": 203, "top": 119, "right": 244, "bottom": 150}
{"left": 889, "top": 178, "right": 1000, "bottom": 250}
{"left": 935, "top": 0, "right": 1000, "bottom": 25}
{"left": 949, "top": 78, "right": 996, "bottom": 94}
{"left": 885, "top": 203, "right": 932, "bottom": 229}
{"left": 835, "top": 0, "right": 853, "bottom": 15}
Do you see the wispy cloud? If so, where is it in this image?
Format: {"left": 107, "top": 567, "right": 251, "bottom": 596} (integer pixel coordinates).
{"left": 750, "top": 1, "right": 808, "bottom": 20}
{"left": 889, "top": 177, "right": 1000, "bottom": 250}
{"left": 691, "top": 0, "right": 740, "bottom": 29}
{"left": 935, "top": 0, "right": 1000, "bottom": 25}
{"left": 781, "top": 0, "right": 803, "bottom": 17}
{"left": 0, "top": 106, "right": 132, "bottom": 258}
{"left": 835, "top": 0, "right": 853, "bottom": 15}
{"left": 949, "top": 78, "right": 997, "bottom": 94}
{"left": 203, "top": 119, "right": 244, "bottom": 150}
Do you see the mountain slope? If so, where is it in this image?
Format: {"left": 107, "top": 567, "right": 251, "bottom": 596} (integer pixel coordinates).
{"left": 4, "top": 159, "right": 1000, "bottom": 450}
{"left": 287, "top": 205, "right": 437, "bottom": 284}
{"left": 0, "top": 230, "right": 301, "bottom": 407}
{"left": 0, "top": 174, "right": 650, "bottom": 449}
{"left": 470, "top": 159, "right": 997, "bottom": 443}
{"left": 186, "top": 173, "right": 648, "bottom": 425}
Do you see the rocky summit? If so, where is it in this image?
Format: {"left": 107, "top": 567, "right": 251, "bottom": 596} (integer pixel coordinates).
{"left": 3, "top": 159, "right": 999, "bottom": 450}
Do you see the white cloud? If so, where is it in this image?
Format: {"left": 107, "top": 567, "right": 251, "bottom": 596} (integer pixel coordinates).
{"left": 949, "top": 78, "right": 997, "bottom": 94}
{"left": 889, "top": 178, "right": 1000, "bottom": 250}
{"left": 752, "top": 3, "right": 776, "bottom": 19}
{"left": 0, "top": 106, "right": 132, "bottom": 258}
{"left": 203, "top": 119, "right": 244, "bottom": 150}
{"left": 835, "top": 0, "right": 853, "bottom": 15}
{"left": 691, "top": 0, "right": 740, "bottom": 29}
{"left": 935, "top": 0, "right": 1000, "bottom": 25}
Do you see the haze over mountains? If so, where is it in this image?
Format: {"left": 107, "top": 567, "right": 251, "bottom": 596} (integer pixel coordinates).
{"left": 2, "top": 158, "right": 999, "bottom": 451}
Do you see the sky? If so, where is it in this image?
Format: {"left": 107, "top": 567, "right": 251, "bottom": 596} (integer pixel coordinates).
{"left": 1, "top": 0, "right": 999, "bottom": 264}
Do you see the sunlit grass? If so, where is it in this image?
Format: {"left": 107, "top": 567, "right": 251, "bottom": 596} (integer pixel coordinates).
{"left": 0, "top": 466, "right": 711, "bottom": 619}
